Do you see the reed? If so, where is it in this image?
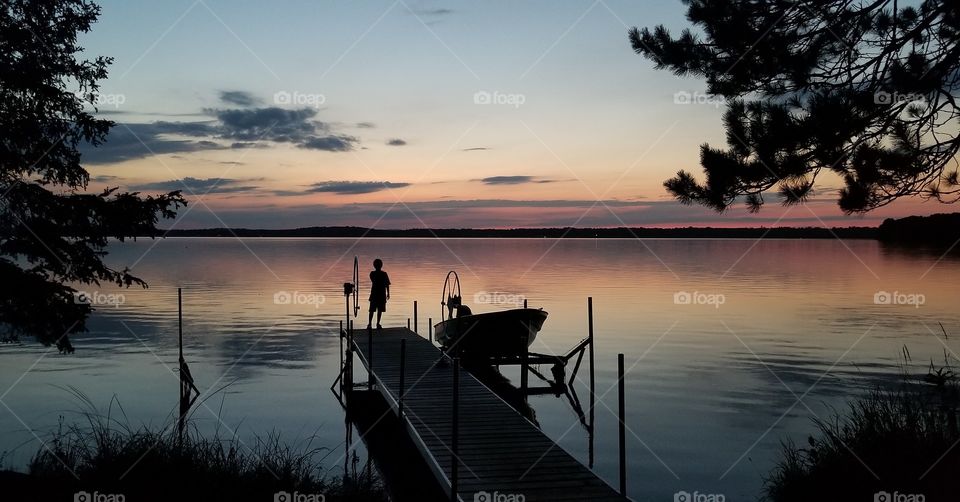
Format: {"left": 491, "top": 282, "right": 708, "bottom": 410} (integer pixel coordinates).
{"left": 20, "top": 389, "right": 385, "bottom": 501}
{"left": 765, "top": 351, "right": 959, "bottom": 502}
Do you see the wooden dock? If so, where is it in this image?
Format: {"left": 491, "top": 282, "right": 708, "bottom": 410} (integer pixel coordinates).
{"left": 349, "top": 327, "right": 627, "bottom": 501}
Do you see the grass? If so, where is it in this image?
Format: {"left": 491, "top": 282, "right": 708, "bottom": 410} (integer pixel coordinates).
{"left": 14, "top": 390, "right": 386, "bottom": 501}
{"left": 765, "top": 348, "right": 959, "bottom": 502}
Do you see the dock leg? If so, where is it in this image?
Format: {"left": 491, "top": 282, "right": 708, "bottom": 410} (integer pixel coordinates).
{"left": 588, "top": 297, "right": 595, "bottom": 468}
{"left": 618, "top": 353, "right": 626, "bottom": 496}
{"left": 346, "top": 321, "right": 353, "bottom": 396}
{"left": 414, "top": 300, "right": 418, "bottom": 334}
{"left": 368, "top": 326, "right": 374, "bottom": 389}
{"left": 520, "top": 336, "right": 529, "bottom": 394}
{"left": 428, "top": 318, "right": 433, "bottom": 343}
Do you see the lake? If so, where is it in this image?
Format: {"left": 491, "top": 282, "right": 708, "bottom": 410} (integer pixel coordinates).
{"left": 1, "top": 237, "right": 957, "bottom": 500}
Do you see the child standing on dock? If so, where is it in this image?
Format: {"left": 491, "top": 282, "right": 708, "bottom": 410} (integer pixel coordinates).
{"left": 367, "top": 258, "right": 390, "bottom": 330}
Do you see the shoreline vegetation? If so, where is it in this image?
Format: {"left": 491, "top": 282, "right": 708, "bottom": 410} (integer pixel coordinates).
{"left": 765, "top": 364, "right": 958, "bottom": 502}
{"left": 2, "top": 398, "right": 386, "bottom": 502}
{"left": 154, "top": 212, "right": 960, "bottom": 242}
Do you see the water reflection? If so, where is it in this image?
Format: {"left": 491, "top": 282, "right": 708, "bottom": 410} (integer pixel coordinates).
{"left": 1, "top": 237, "right": 958, "bottom": 500}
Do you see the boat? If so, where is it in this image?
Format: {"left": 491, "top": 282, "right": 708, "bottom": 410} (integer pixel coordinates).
{"left": 433, "top": 271, "right": 548, "bottom": 358}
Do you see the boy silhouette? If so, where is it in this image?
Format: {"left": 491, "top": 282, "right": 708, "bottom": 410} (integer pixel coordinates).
{"left": 367, "top": 258, "right": 390, "bottom": 330}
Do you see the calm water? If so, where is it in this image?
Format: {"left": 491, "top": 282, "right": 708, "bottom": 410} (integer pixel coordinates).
{"left": 2, "top": 238, "right": 958, "bottom": 500}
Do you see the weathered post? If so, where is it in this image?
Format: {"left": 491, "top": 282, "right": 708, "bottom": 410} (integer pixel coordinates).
{"left": 414, "top": 300, "right": 418, "bottom": 334}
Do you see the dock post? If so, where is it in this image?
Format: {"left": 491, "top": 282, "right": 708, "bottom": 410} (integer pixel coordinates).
{"left": 451, "top": 357, "right": 460, "bottom": 502}
{"left": 414, "top": 300, "right": 418, "bottom": 334}
{"left": 408, "top": 318, "right": 411, "bottom": 330}
{"left": 399, "top": 339, "right": 406, "bottom": 418}
{"left": 346, "top": 321, "right": 353, "bottom": 395}
{"left": 428, "top": 318, "right": 433, "bottom": 343}
{"left": 520, "top": 335, "right": 529, "bottom": 393}
{"left": 618, "top": 353, "right": 626, "bottom": 496}
{"left": 588, "top": 297, "right": 596, "bottom": 468}
{"left": 368, "top": 326, "right": 374, "bottom": 389}
{"left": 523, "top": 298, "right": 528, "bottom": 309}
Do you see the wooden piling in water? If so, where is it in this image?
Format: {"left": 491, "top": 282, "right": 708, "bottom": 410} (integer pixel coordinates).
{"left": 588, "top": 296, "right": 596, "bottom": 468}
{"left": 618, "top": 352, "right": 626, "bottom": 496}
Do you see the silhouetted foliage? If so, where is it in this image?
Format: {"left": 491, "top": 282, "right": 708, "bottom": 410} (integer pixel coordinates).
{"left": 0, "top": 0, "right": 185, "bottom": 349}
{"left": 878, "top": 212, "right": 960, "bottom": 243}
{"left": 631, "top": 1, "right": 960, "bottom": 214}
{"left": 765, "top": 368, "right": 959, "bottom": 502}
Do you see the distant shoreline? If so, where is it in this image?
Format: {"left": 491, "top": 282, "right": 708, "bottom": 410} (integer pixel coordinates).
{"left": 153, "top": 213, "right": 960, "bottom": 242}
{"left": 158, "top": 226, "right": 879, "bottom": 239}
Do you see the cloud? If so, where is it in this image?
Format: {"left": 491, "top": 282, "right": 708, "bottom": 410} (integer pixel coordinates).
{"left": 410, "top": 7, "right": 454, "bottom": 16}
{"left": 90, "top": 175, "right": 119, "bottom": 183}
{"left": 131, "top": 177, "right": 261, "bottom": 194}
{"left": 212, "top": 107, "right": 321, "bottom": 142}
{"left": 79, "top": 122, "right": 224, "bottom": 164}
{"left": 305, "top": 181, "right": 411, "bottom": 195}
{"left": 300, "top": 135, "right": 358, "bottom": 152}
{"left": 386, "top": 138, "right": 407, "bottom": 146}
{"left": 219, "top": 90, "right": 261, "bottom": 107}
{"left": 479, "top": 176, "right": 557, "bottom": 185}
{"left": 82, "top": 104, "right": 361, "bottom": 163}
{"left": 355, "top": 122, "right": 376, "bottom": 128}
{"left": 462, "top": 147, "right": 489, "bottom": 151}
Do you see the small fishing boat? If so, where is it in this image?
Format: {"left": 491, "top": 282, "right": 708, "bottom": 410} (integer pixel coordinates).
{"left": 433, "top": 271, "right": 548, "bottom": 357}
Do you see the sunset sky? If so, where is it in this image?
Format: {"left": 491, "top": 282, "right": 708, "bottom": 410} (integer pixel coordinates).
{"left": 79, "top": 0, "right": 947, "bottom": 229}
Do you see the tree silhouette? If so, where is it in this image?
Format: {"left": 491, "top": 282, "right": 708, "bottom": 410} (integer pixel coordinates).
{"left": 1, "top": 0, "right": 185, "bottom": 349}
{"left": 630, "top": 0, "right": 960, "bottom": 213}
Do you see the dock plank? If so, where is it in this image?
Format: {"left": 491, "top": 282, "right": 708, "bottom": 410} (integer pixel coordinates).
{"left": 350, "top": 327, "right": 626, "bottom": 501}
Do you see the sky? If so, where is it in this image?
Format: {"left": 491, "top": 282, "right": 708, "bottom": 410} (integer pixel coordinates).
{"left": 77, "top": 0, "right": 948, "bottom": 229}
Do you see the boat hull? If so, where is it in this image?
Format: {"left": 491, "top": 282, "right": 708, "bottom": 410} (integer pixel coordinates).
{"left": 434, "top": 308, "right": 548, "bottom": 357}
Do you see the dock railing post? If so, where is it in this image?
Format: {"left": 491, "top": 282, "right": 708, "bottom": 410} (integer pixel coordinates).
{"left": 408, "top": 318, "right": 411, "bottom": 330}
{"left": 368, "top": 326, "right": 374, "bottom": 389}
{"left": 428, "top": 318, "right": 433, "bottom": 343}
{"left": 618, "top": 353, "right": 626, "bottom": 496}
{"left": 399, "top": 339, "right": 406, "bottom": 418}
{"left": 346, "top": 320, "right": 353, "bottom": 395}
{"left": 414, "top": 300, "right": 418, "bottom": 334}
{"left": 523, "top": 298, "right": 528, "bottom": 309}
{"left": 451, "top": 357, "right": 460, "bottom": 502}
{"left": 588, "top": 297, "right": 596, "bottom": 468}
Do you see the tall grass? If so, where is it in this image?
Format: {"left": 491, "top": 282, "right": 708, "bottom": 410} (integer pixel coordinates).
{"left": 22, "top": 389, "right": 385, "bottom": 501}
{"left": 765, "top": 351, "right": 959, "bottom": 502}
